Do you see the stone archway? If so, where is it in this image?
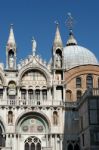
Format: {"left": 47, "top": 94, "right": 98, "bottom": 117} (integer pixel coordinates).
{"left": 24, "top": 136, "right": 41, "bottom": 150}
{"left": 15, "top": 112, "right": 51, "bottom": 150}
{"left": 0, "top": 126, "right": 5, "bottom": 148}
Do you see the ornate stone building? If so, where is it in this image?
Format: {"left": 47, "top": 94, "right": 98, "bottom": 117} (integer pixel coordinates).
{"left": 0, "top": 21, "right": 99, "bottom": 150}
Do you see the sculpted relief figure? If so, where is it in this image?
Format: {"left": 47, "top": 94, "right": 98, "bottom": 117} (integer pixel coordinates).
{"left": 56, "top": 54, "right": 61, "bottom": 68}
{"left": 53, "top": 111, "right": 58, "bottom": 125}
{"left": 9, "top": 54, "right": 14, "bottom": 69}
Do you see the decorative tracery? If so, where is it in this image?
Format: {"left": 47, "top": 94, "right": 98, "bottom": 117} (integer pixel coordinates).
{"left": 25, "top": 136, "right": 41, "bottom": 150}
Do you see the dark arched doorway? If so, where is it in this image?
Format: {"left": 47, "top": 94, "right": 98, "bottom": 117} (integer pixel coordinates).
{"left": 67, "top": 144, "right": 73, "bottom": 150}
{"left": 74, "top": 144, "right": 80, "bottom": 150}
{"left": 24, "top": 136, "right": 41, "bottom": 150}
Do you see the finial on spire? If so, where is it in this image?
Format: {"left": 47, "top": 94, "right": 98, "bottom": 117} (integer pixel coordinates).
{"left": 32, "top": 37, "right": 37, "bottom": 56}
{"left": 66, "top": 13, "right": 75, "bottom": 33}
{"left": 54, "top": 20, "right": 59, "bottom": 26}
{"left": 10, "top": 24, "right": 13, "bottom": 28}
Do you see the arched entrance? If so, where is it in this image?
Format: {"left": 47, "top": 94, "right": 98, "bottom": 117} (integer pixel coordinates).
{"left": 24, "top": 136, "right": 41, "bottom": 150}
{"left": 67, "top": 144, "right": 73, "bottom": 150}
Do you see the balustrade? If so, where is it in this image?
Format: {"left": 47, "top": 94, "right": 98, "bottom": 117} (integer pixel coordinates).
{"left": 0, "top": 98, "right": 63, "bottom": 106}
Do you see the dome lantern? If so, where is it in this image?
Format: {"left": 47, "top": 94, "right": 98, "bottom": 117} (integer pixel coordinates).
{"left": 66, "top": 31, "right": 77, "bottom": 46}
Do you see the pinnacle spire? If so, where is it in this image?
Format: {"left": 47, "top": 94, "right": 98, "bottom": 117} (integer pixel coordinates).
{"left": 7, "top": 24, "right": 16, "bottom": 45}
{"left": 53, "top": 22, "right": 63, "bottom": 49}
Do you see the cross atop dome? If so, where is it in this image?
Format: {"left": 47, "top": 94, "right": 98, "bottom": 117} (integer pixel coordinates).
{"left": 66, "top": 13, "right": 75, "bottom": 33}
{"left": 66, "top": 13, "right": 77, "bottom": 46}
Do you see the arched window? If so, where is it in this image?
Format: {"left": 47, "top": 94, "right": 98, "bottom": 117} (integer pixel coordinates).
{"left": 86, "top": 74, "right": 93, "bottom": 88}
{"left": 67, "top": 144, "right": 73, "bottom": 150}
{"left": 77, "top": 90, "right": 82, "bottom": 101}
{"left": 28, "top": 90, "right": 33, "bottom": 100}
{"left": 76, "top": 77, "right": 81, "bottom": 88}
{"left": 21, "top": 89, "right": 26, "bottom": 99}
{"left": 8, "top": 111, "right": 13, "bottom": 124}
{"left": 25, "top": 143, "right": 29, "bottom": 150}
{"left": 24, "top": 136, "right": 41, "bottom": 150}
{"left": 35, "top": 90, "right": 40, "bottom": 100}
{"left": 66, "top": 90, "right": 72, "bottom": 101}
{"left": 0, "top": 89, "right": 3, "bottom": 99}
{"left": 37, "top": 143, "right": 41, "bottom": 150}
{"left": 42, "top": 90, "right": 47, "bottom": 100}
{"left": 31, "top": 143, "right": 35, "bottom": 150}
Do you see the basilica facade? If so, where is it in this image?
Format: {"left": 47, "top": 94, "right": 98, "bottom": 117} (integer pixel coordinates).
{"left": 0, "top": 22, "right": 99, "bottom": 150}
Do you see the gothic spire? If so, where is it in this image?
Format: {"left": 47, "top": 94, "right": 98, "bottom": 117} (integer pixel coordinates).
{"left": 6, "top": 24, "right": 16, "bottom": 70}
{"left": 7, "top": 24, "right": 16, "bottom": 46}
{"left": 53, "top": 22, "right": 63, "bottom": 50}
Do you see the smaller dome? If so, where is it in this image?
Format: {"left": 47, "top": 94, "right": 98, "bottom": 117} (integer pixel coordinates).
{"left": 63, "top": 45, "right": 98, "bottom": 70}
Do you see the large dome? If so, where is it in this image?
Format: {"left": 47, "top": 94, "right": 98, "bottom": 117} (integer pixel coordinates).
{"left": 63, "top": 45, "right": 98, "bottom": 70}
{"left": 63, "top": 31, "right": 98, "bottom": 70}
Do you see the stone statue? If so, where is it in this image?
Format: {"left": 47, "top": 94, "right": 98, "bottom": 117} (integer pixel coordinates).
{"left": 9, "top": 54, "right": 14, "bottom": 69}
{"left": 8, "top": 111, "right": 13, "bottom": 124}
{"left": 53, "top": 111, "right": 58, "bottom": 125}
{"left": 56, "top": 54, "right": 61, "bottom": 68}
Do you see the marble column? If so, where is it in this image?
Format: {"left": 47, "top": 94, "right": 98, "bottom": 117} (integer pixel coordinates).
{"left": 26, "top": 89, "right": 28, "bottom": 104}
{"left": 40, "top": 90, "right": 42, "bottom": 104}
{"left": 53, "top": 86, "right": 56, "bottom": 102}
{"left": 5, "top": 134, "right": 9, "bottom": 148}
{"left": 60, "top": 135, "right": 63, "bottom": 150}
{"left": 17, "top": 134, "right": 20, "bottom": 150}
{"left": 46, "top": 134, "right": 48, "bottom": 147}
{"left": 3, "top": 86, "right": 7, "bottom": 101}
{"left": 55, "top": 135, "right": 57, "bottom": 150}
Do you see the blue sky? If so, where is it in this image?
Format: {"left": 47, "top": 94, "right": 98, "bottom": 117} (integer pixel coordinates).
{"left": 0, "top": 0, "right": 99, "bottom": 65}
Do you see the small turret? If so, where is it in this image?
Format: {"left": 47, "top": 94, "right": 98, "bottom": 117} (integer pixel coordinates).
{"left": 52, "top": 22, "right": 64, "bottom": 103}
{"left": 6, "top": 24, "right": 16, "bottom": 70}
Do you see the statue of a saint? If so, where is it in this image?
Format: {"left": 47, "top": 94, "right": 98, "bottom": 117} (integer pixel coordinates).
{"left": 56, "top": 54, "right": 61, "bottom": 68}
{"left": 9, "top": 54, "right": 14, "bottom": 69}
{"left": 53, "top": 111, "right": 58, "bottom": 125}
